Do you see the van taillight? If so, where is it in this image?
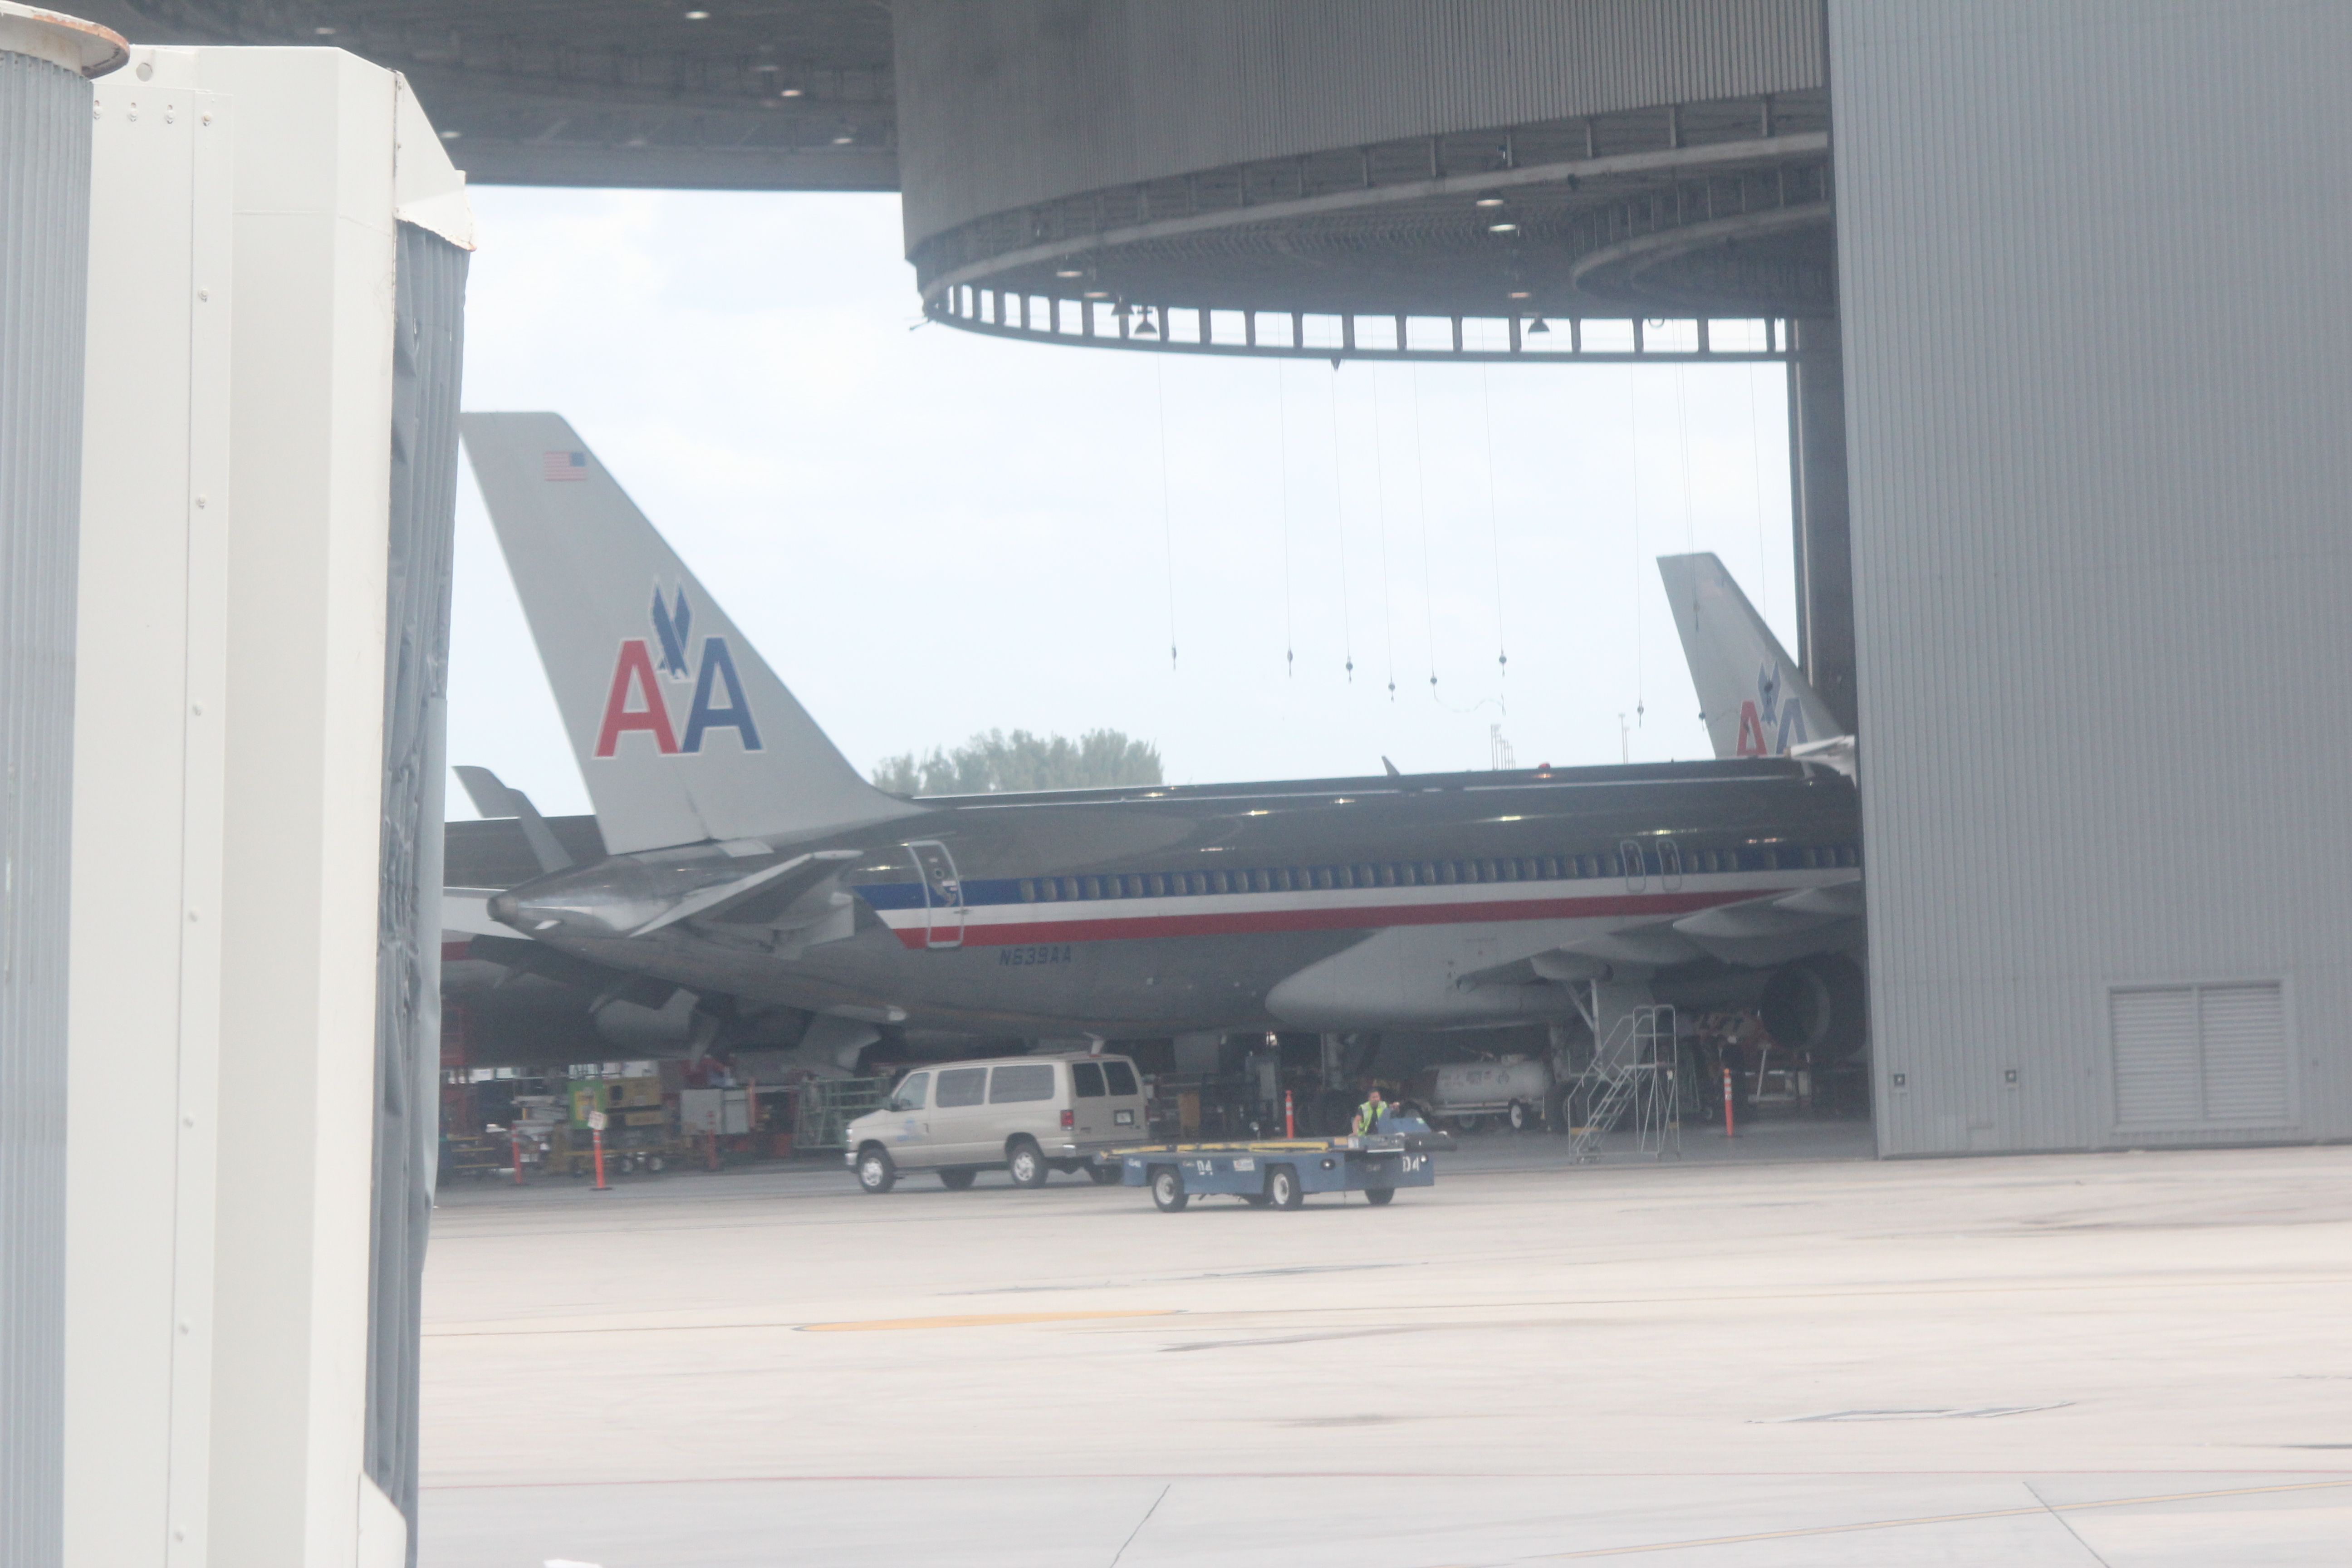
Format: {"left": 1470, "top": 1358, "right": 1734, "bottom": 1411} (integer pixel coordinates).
{"left": 1061, "top": 1110, "right": 1074, "bottom": 1130}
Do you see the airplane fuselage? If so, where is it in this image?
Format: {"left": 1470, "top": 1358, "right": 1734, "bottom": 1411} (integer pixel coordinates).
{"left": 491, "top": 758, "right": 1861, "bottom": 1037}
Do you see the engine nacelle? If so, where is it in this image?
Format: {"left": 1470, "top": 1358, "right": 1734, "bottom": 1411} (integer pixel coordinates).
{"left": 1758, "top": 955, "right": 1868, "bottom": 1063}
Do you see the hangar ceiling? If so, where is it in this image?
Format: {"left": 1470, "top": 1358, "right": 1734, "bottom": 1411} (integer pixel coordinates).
{"left": 71, "top": 0, "right": 900, "bottom": 190}
{"left": 77, "top": 0, "right": 1834, "bottom": 362}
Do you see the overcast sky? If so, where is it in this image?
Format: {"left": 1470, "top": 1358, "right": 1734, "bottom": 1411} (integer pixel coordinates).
{"left": 446, "top": 188, "right": 1798, "bottom": 818}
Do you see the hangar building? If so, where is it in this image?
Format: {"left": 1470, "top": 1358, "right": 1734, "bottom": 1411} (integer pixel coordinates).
{"left": 71, "top": 0, "right": 2350, "bottom": 1163}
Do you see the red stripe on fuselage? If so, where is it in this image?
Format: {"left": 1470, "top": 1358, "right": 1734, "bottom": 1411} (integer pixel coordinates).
{"left": 885, "top": 888, "right": 1774, "bottom": 949}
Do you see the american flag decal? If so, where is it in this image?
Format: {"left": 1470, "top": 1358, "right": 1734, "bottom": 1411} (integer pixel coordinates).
{"left": 542, "top": 450, "right": 588, "bottom": 482}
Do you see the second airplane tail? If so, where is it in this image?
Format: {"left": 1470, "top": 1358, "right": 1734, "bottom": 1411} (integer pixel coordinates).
{"left": 461, "top": 412, "right": 920, "bottom": 854}
{"left": 1657, "top": 552, "right": 1845, "bottom": 760}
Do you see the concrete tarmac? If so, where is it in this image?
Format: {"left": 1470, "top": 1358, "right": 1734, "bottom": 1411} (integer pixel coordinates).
{"left": 420, "top": 1127, "right": 2352, "bottom": 1565}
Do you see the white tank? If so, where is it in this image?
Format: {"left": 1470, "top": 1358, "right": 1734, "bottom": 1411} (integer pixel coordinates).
{"left": 1431, "top": 1055, "right": 1553, "bottom": 1111}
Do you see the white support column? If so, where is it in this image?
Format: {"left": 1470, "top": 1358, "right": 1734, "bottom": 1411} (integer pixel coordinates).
{"left": 65, "top": 44, "right": 469, "bottom": 1568}
{"left": 193, "top": 48, "right": 402, "bottom": 1568}
{"left": 66, "top": 63, "right": 233, "bottom": 1568}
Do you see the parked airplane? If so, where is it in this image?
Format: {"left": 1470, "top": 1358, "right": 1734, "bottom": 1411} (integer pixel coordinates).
{"left": 457, "top": 414, "right": 1867, "bottom": 1071}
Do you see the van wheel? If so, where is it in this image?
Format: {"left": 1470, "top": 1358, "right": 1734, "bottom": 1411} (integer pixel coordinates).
{"left": 855, "top": 1146, "right": 896, "bottom": 1194}
{"left": 1087, "top": 1164, "right": 1122, "bottom": 1186}
{"left": 1508, "top": 1100, "right": 1529, "bottom": 1132}
{"left": 939, "top": 1169, "right": 976, "bottom": 1191}
{"left": 1365, "top": 1186, "right": 1396, "bottom": 1206}
{"left": 1150, "top": 1166, "right": 1188, "bottom": 1212}
{"left": 1006, "top": 1138, "right": 1048, "bottom": 1189}
{"left": 1268, "top": 1165, "right": 1303, "bottom": 1210}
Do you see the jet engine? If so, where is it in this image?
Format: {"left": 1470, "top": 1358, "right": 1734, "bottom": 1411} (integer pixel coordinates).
{"left": 1758, "top": 954, "right": 1868, "bottom": 1063}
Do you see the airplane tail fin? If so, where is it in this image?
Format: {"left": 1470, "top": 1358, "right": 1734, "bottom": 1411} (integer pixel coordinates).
{"left": 1656, "top": 552, "right": 1845, "bottom": 760}
{"left": 460, "top": 412, "right": 920, "bottom": 854}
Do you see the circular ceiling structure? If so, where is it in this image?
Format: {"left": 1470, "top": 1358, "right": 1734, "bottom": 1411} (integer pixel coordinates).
{"left": 891, "top": 0, "right": 1833, "bottom": 363}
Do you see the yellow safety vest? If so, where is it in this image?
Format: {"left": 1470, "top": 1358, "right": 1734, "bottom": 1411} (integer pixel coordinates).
{"left": 1356, "top": 1101, "right": 1383, "bottom": 1133}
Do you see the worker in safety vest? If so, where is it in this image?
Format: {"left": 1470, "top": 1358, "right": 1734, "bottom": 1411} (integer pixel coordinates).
{"left": 1353, "top": 1086, "right": 1387, "bottom": 1135}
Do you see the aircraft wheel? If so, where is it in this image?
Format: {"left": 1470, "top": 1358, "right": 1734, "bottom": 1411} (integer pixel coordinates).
{"left": 1151, "top": 1166, "right": 1188, "bottom": 1212}
{"left": 855, "top": 1145, "right": 897, "bottom": 1194}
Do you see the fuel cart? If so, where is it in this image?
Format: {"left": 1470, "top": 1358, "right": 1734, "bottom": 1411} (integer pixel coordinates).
{"left": 1101, "top": 1115, "right": 1452, "bottom": 1212}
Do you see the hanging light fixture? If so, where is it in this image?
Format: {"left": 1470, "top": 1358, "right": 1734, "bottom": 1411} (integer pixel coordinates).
{"left": 1528, "top": 316, "right": 1550, "bottom": 335}
{"left": 1136, "top": 306, "right": 1159, "bottom": 338}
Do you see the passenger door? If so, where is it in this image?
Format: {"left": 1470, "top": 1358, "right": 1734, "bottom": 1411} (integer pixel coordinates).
{"left": 880, "top": 1071, "right": 931, "bottom": 1160}
{"left": 986, "top": 1061, "right": 1058, "bottom": 1156}
{"left": 908, "top": 839, "right": 965, "bottom": 949}
{"left": 928, "top": 1065, "right": 989, "bottom": 1165}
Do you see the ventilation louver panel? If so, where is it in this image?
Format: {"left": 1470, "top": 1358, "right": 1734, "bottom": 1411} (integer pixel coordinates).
{"left": 2110, "top": 981, "right": 2291, "bottom": 1131}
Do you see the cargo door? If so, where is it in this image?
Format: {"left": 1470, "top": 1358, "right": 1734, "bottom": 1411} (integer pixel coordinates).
{"left": 908, "top": 839, "right": 965, "bottom": 949}
{"left": 1070, "top": 1058, "right": 1108, "bottom": 1141}
{"left": 1099, "top": 1057, "right": 1146, "bottom": 1138}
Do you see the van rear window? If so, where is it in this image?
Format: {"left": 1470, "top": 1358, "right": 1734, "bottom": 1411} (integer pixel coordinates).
{"left": 1071, "top": 1061, "right": 1107, "bottom": 1097}
{"left": 989, "top": 1063, "right": 1055, "bottom": 1103}
{"left": 936, "top": 1068, "right": 985, "bottom": 1107}
{"left": 1102, "top": 1061, "right": 1140, "bottom": 1096}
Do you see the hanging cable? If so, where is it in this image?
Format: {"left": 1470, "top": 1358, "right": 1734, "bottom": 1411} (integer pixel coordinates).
{"left": 1675, "top": 364, "right": 1696, "bottom": 559}
{"left": 1372, "top": 368, "right": 1396, "bottom": 700}
{"left": 1276, "top": 360, "right": 1294, "bottom": 677}
{"left": 1411, "top": 366, "right": 1438, "bottom": 699}
{"left": 1745, "top": 361, "right": 1770, "bottom": 624}
{"left": 1478, "top": 365, "right": 1508, "bottom": 694}
{"left": 1328, "top": 363, "right": 1354, "bottom": 682}
{"left": 1154, "top": 353, "right": 1176, "bottom": 671}
{"left": 1628, "top": 368, "right": 1645, "bottom": 730}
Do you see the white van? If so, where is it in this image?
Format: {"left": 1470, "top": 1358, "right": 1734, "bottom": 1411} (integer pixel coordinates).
{"left": 845, "top": 1053, "right": 1149, "bottom": 1193}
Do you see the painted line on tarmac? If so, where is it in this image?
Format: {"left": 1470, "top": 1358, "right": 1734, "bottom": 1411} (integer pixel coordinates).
{"left": 799, "top": 1310, "right": 1176, "bottom": 1332}
{"left": 421, "top": 1270, "right": 2352, "bottom": 1339}
{"left": 1522, "top": 1477, "right": 2352, "bottom": 1560}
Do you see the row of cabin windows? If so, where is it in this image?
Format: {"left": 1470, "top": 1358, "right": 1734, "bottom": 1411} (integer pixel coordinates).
{"left": 1014, "top": 843, "right": 1859, "bottom": 903}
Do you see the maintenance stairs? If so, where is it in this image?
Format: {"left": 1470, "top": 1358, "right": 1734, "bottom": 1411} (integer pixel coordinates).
{"left": 1568, "top": 1004, "right": 1681, "bottom": 1162}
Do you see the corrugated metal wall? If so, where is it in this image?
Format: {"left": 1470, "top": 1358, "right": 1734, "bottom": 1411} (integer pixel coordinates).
{"left": 894, "top": 0, "right": 1823, "bottom": 248}
{"left": 0, "top": 44, "right": 92, "bottom": 1568}
{"left": 1831, "top": 0, "right": 2352, "bottom": 1154}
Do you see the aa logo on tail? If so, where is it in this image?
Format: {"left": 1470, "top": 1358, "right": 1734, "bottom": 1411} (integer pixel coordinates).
{"left": 594, "top": 584, "right": 764, "bottom": 758}
{"left": 1734, "top": 659, "right": 1807, "bottom": 758}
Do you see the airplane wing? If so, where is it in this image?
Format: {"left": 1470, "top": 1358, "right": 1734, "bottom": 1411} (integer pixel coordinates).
{"left": 1455, "top": 876, "right": 1866, "bottom": 988}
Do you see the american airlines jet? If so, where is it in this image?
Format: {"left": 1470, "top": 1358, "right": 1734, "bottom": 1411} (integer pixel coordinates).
{"left": 458, "top": 415, "right": 1867, "bottom": 1070}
